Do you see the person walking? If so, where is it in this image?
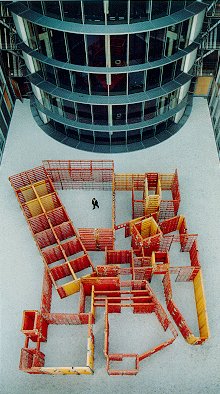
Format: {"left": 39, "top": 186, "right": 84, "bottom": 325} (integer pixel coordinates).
{"left": 92, "top": 197, "right": 99, "bottom": 209}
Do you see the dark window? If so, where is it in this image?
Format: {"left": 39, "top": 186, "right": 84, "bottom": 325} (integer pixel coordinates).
{"left": 111, "top": 131, "right": 126, "bottom": 145}
{"left": 128, "top": 72, "right": 145, "bottom": 93}
{"left": 162, "top": 62, "right": 175, "bottom": 85}
{"left": 127, "top": 129, "right": 142, "bottom": 143}
{"left": 127, "top": 103, "right": 143, "bottom": 124}
{"left": 93, "top": 106, "right": 108, "bottom": 125}
{"left": 170, "top": 1, "right": 185, "bottom": 13}
{"left": 109, "top": 74, "right": 127, "bottom": 95}
{"left": 54, "top": 121, "right": 66, "bottom": 135}
{"left": 110, "top": 35, "right": 127, "bottom": 66}
{"left": 179, "top": 19, "right": 190, "bottom": 49}
{"left": 155, "top": 121, "right": 167, "bottom": 135}
{"left": 66, "top": 126, "right": 79, "bottom": 139}
{"left": 28, "top": 2, "right": 43, "bottom": 13}
{"left": 67, "top": 33, "right": 86, "bottom": 65}
{"left": 94, "top": 131, "right": 110, "bottom": 145}
{"left": 175, "top": 59, "right": 183, "bottom": 77}
{"left": 142, "top": 126, "right": 155, "bottom": 139}
{"left": 42, "top": 64, "right": 56, "bottom": 85}
{"left": 77, "top": 104, "right": 92, "bottom": 124}
{"left": 84, "top": 1, "right": 104, "bottom": 23}
{"left": 148, "top": 28, "right": 166, "bottom": 61}
{"left": 129, "top": 33, "right": 146, "bottom": 65}
{"left": 151, "top": 1, "right": 169, "bottom": 19}
{"left": 63, "top": 1, "right": 82, "bottom": 22}
{"left": 108, "top": 1, "right": 128, "bottom": 24}
{"left": 146, "top": 68, "right": 161, "bottom": 90}
{"left": 87, "top": 36, "right": 105, "bottom": 67}
{"left": 44, "top": 2, "right": 61, "bottom": 19}
{"left": 130, "top": 1, "right": 150, "bottom": 22}
{"left": 62, "top": 100, "right": 75, "bottom": 120}
{"left": 144, "top": 100, "right": 156, "bottom": 120}
{"left": 74, "top": 72, "right": 89, "bottom": 94}
{"left": 51, "top": 30, "right": 67, "bottom": 62}
{"left": 90, "top": 74, "right": 108, "bottom": 95}
{"left": 79, "top": 129, "right": 94, "bottom": 143}
{"left": 56, "top": 68, "right": 71, "bottom": 90}
{"left": 112, "top": 105, "right": 126, "bottom": 125}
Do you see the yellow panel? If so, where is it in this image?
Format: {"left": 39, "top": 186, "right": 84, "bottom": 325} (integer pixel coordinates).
{"left": 21, "top": 186, "right": 36, "bottom": 202}
{"left": 41, "top": 194, "right": 55, "bottom": 212}
{"left": 26, "top": 200, "right": 43, "bottom": 217}
{"left": 34, "top": 181, "right": 49, "bottom": 197}
{"left": 62, "top": 279, "right": 81, "bottom": 296}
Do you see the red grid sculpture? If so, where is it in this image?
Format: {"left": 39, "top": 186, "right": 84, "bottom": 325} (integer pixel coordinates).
{"left": 9, "top": 161, "right": 209, "bottom": 376}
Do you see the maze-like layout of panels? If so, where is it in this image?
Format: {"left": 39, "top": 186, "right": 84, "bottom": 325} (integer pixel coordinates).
{"left": 9, "top": 160, "right": 210, "bottom": 376}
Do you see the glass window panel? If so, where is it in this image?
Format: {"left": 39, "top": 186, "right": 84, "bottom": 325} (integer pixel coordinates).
{"left": 56, "top": 68, "right": 71, "bottom": 90}
{"left": 157, "top": 94, "right": 169, "bottom": 115}
{"left": 165, "top": 24, "right": 181, "bottom": 57}
{"left": 94, "top": 131, "right": 110, "bottom": 145}
{"left": 51, "top": 30, "right": 67, "bottom": 62}
{"left": 175, "top": 58, "right": 183, "bottom": 77}
{"left": 144, "top": 99, "right": 156, "bottom": 120}
{"left": 161, "top": 62, "right": 175, "bottom": 85}
{"left": 42, "top": 64, "right": 56, "bottom": 85}
{"left": 77, "top": 104, "right": 92, "bottom": 123}
{"left": 87, "top": 36, "right": 105, "bottom": 67}
{"left": 35, "top": 25, "right": 53, "bottom": 58}
{"left": 66, "top": 126, "right": 79, "bottom": 139}
{"left": 0, "top": 112, "right": 8, "bottom": 138}
{"left": 127, "top": 129, "right": 142, "bottom": 143}
{"left": 155, "top": 121, "right": 167, "bottom": 135}
{"left": 90, "top": 74, "right": 108, "bottom": 95}
{"left": 130, "top": 1, "right": 150, "bottom": 22}
{"left": 84, "top": 1, "right": 104, "bottom": 23}
{"left": 110, "top": 35, "right": 127, "bottom": 67}
{"left": 179, "top": 19, "right": 190, "bottom": 49}
{"left": 142, "top": 126, "right": 155, "bottom": 139}
{"left": 128, "top": 71, "right": 145, "bottom": 94}
{"left": 170, "top": 1, "right": 185, "bottom": 13}
{"left": 62, "top": 100, "right": 76, "bottom": 120}
{"left": 54, "top": 121, "right": 66, "bottom": 135}
{"left": 67, "top": 33, "right": 86, "bottom": 65}
{"left": 151, "top": 1, "right": 169, "bottom": 19}
{"left": 24, "top": 21, "right": 37, "bottom": 49}
{"left": 146, "top": 68, "right": 161, "bottom": 90}
{"left": 148, "top": 28, "right": 166, "bottom": 61}
{"left": 127, "top": 103, "right": 143, "bottom": 124}
{"left": 28, "top": 2, "right": 43, "bottom": 13}
{"left": 93, "top": 105, "right": 108, "bottom": 125}
{"left": 79, "top": 129, "right": 94, "bottom": 143}
{"left": 129, "top": 33, "right": 146, "bottom": 65}
{"left": 108, "top": 1, "right": 128, "bottom": 24}
{"left": 74, "top": 72, "right": 89, "bottom": 94}
{"left": 112, "top": 105, "right": 126, "bottom": 125}
{"left": 44, "top": 2, "right": 61, "bottom": 19}
{"left": 63, "top": 1, "right": 82, "bottom": 22}
{"left": 109, "top": 74, "right": 127, "bottom": 95}
{"left": 111, "top": 131, "right": 126, "bottom": 145}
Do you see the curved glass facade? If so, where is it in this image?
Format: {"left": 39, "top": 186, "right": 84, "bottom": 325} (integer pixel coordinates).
{"left": 10, "top": 1, "right": 206, "bottom": 151}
